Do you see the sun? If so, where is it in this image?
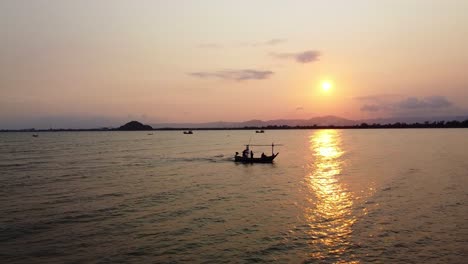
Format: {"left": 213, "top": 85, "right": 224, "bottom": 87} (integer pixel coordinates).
{"left": 321, "top": 81, "right": 332, "bottom": 92}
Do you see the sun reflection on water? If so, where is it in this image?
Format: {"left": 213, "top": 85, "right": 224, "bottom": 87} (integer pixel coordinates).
{"left": 305, "top": 130, "right": 358, "bottom": 262}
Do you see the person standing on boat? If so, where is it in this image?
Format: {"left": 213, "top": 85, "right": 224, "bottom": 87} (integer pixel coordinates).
{"left": 242, "top": 145, "right": 249, "bottom": 158}
{"left": 250, "top": 150, "right": 254, "bottom": 159}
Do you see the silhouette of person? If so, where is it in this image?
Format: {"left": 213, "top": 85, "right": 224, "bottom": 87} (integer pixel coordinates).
{"left": 242, "top": 146, "right": 249, "bottom": 158}
{"left": 250, "top": 150, "right": 254, "bottom": 159}
{"left": 261, "top": 152, "right": 266, "bottom": 158}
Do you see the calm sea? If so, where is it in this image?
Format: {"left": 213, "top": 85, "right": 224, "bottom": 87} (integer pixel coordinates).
{"left": 1, "top": 129, "right": 467, "bottom": 263}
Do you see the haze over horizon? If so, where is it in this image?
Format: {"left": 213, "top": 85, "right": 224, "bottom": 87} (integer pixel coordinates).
{"left": 2, "top": 0, "right": 468, "bottom": 129}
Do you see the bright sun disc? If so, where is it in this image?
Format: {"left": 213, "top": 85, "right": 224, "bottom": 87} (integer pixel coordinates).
{"left": 321, "top": 81, "right": 332, "bottom": 91}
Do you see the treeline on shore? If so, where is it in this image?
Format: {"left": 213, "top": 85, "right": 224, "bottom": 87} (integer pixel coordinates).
{"left": 2, "top": 119, "right": 468, "bottom": 132}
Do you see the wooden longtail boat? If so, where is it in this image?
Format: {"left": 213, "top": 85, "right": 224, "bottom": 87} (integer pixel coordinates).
{"left": 234, "top": 153, "right": 279, "bottom": 163}
{"left": 234, "top": 143, "right": 281, "bottom": 163}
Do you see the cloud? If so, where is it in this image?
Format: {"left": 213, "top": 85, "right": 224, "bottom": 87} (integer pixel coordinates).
{"left": 398, "top": 96, "right": 452, "bottom": 109}
{"left": 189, "top": 69, "right": 274, "bottom": 81}
{"left": 242, "top": 38, "right": 287, "bottom": 47}
{"left": 264, "top": 38, "right": 287, "bottom": 46}
{"left": 354, "top": 94, "right": 402, "bottom": 101}
{"left": 198, "top": 43, "right": 222, "bottom": 49}
{"left": 360, "top": 95, "right": 455, "bottom": 114}
{"left": 360, "top": 104, "right": 381, "bottom": 112}
{"left": 271, "top": 50, "right": 321, "bottom": 63}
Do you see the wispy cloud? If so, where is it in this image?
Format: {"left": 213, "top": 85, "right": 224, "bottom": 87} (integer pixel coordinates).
{"left": 397, "top": 96, "right": 452, "bottom": 109}
{"left": 197, "top": 43, "right": 223, "bottom": 49}
{"left": 354, "top": 94, "right": 402, "bottom": 101}
{"left": 271, "top": 50, "right": 321, "bottom": 63}
{"left": 263, "top": 38, "right": 287, "bottom": 46}
{"left": 189, "top": 69, "right": 274, "bottom": 81}
{"left": 242, "top": 38, "right": 287, "bottom": 47}
{"left": 360, "top": 95, "right": 456, "bottom": 115}
{"left": 357, "top": 94, "right": 402, "bottom": 112}
{"left": 360, "top": 104, "right": 382, "bottom": 112}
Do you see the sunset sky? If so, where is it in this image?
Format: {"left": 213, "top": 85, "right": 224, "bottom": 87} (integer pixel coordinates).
{"left": 1, "top": 0, "right": 468, "bottom": 128}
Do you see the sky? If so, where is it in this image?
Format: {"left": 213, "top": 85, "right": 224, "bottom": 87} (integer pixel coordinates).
{"left": 1, "top": 0, "right": 468, "bottom": 128}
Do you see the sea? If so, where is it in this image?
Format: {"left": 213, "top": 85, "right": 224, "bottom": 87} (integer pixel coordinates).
{"left": 0, "top": 129, "right": 467, "bottom": 263}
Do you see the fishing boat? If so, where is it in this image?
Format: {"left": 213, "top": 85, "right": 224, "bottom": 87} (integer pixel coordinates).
{"left": 255, "top": 130, "right": 265, "bottom": 133}
{"left": 32, "top": 134, "right": 39, "bottom": 138}
{"left": 183, "top": 130, "right": 193, "bottom": 134}
{"left": 234, "top": 152, "right": 278, "bottom": 163}
{"left": 234, "top": 143, "right": 281, "bottom": 163}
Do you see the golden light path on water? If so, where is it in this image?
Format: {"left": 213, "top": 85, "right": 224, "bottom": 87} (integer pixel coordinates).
{"left": 305, "top": 130, "right": 358, "bottom": 263}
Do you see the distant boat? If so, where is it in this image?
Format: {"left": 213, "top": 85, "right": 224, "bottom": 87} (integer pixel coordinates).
{"left": 256, "top": 130, "right": 265, "bottom": 133}
{"left": 183, "top": 130, "right": 193, "bottom": 134}
{"left": 32, "top": 134, "right": 39, "bottom": 138}
{"left": 147, "top": 133, "right": 153, "bottom": 135}
{"left": 234, "top": 143, "right": 281, "bottom": 164}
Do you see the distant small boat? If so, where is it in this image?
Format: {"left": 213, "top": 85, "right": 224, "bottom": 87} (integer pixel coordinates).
{"left": 256, "top": 130, "right": 265, "bottom": 133}
{"left": 148, "top": 133, "right": 153, "bottom": 135}
{"left": 32, "top": 134, "right": 39, "bottom": 138}
{"left": 183, "top": 130, "right": 193, "bottom": 134}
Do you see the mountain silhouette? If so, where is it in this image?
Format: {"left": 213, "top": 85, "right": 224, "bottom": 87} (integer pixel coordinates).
{"left": 151, "top": 115, "right": 468, "bottom": 128}
{"left": 151, "top": 115, "right": 356, "bottom": 128}
{"left": 118, "top": 121, "right": 153, "bottom": 130}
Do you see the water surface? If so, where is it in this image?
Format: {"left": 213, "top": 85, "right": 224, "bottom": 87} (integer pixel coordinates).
{"left": 1, "top": 129, "right": 467, "bottom": 263}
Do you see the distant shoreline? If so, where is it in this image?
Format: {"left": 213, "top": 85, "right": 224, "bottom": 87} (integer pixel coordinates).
{"left": 2, "top": 120, "right": 468, "bottom": 132}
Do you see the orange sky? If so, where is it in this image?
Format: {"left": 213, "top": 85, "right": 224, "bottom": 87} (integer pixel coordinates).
{"left": 1, "top": 0, "right": 468, "bottom": 128}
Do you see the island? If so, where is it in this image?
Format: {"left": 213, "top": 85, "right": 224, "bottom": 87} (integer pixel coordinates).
{"left": 117, "top": 121, "right": 153, "bottom": 131}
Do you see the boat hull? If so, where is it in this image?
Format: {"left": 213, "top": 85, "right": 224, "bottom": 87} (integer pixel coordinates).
{"left": 234, "top": 153, "right": 278, "bottom": 163}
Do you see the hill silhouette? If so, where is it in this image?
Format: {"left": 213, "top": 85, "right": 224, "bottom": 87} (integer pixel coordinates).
{"left": 151, "top": 115, "right": 356, "bottom": 128}
{"left": 118, "top": 121, "right": 153, "bottom": 131}
{"left": 2, "top": 115, "right": 468, "bottom": 131}
{"left": 151, "top": 115, "right": 468, "bottom": 129}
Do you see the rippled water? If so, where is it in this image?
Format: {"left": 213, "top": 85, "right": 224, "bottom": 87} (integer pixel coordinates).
{"left": 1, "top": 129, "right": 467, "bottom": 263}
